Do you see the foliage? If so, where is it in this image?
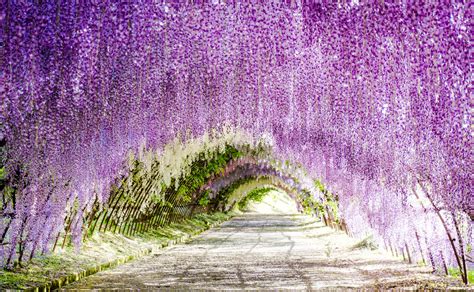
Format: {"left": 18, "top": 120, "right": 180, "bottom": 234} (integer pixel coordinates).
{"left": 324, "top": 242, "right": 333, "bottom": 258}
{"left": 198, "top": 190, "right": 210, "bottom": 207}
{"left": 238, "top": 187, "right": 276, "bottom": 209}
{"left": 213, "top": 177, "right": 256, "bottom": 208}
{"left": 448, "top": 268, "right": 474, "bottom": 284}
{"left": 352, "top": 235, "right": 379, "bottom": 251}
{"left": 300, "top": 193, "right": 324, "bottom": 216}
{"left": 302, "top": 180, "right": 339, "bottom": 222}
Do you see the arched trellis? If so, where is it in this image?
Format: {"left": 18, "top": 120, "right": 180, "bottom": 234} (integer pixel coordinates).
{"left": 77, "top": 145, "right": 243, "bottom": 242}
{"left": 86, "top": 160, "right": 318, "bottom": 240}
{"left": 223, "top": 178, "right": 304, "bottom": 212}
{"left": 48, "top": 143, "right": 320, "bottom": 251}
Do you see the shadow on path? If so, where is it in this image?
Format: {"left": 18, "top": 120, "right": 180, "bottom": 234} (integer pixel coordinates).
{"left": 63, "top": 213, "right": 460, "bottom": 290}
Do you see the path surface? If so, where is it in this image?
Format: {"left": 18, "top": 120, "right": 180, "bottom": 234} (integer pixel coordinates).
{"left": 64, "top": 213, "right": 459, "bottom": 290}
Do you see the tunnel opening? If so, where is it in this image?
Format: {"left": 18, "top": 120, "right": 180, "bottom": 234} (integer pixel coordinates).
{"left": 237, "top": 187, "right": 299, "bottom": 215}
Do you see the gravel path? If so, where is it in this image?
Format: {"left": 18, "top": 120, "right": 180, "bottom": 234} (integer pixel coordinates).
{"left": 64, "top": 213, "right": 461, "bottom": 290}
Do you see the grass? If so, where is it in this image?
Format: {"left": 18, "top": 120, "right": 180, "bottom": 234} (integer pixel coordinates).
{"left": 0, "top": 212, "right": 232, "bottom": 290}
{"left": 448, "top": 267, "right": 474, "bottom": 284}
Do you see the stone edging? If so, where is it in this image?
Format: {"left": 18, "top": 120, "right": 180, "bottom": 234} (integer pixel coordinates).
{"left": 23, "top": 217, "right": 230, "bottom": 292}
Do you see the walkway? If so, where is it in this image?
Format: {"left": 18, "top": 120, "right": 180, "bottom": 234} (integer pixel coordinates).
{"left": 64, "top": 213, "right": 457, "bottom": 290}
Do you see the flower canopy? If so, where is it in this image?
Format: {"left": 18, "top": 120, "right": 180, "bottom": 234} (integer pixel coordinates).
{"left": 1, "top": 2, "right": 471, "bottom": 278}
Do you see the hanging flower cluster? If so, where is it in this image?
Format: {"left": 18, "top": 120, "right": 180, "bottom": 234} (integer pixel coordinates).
{"left": 202, "top": 158, "right": 304, "bottom": 200}
{"left": 1, "top": 2, "right": 471, "bottom": 281}
{"left": 207, "top": 158, "right": 319, "bottom": 211}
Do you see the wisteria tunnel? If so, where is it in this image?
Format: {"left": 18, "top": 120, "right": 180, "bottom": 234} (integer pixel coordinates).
{"left": 1, "top": 1, "right": 472, "bottom": 290}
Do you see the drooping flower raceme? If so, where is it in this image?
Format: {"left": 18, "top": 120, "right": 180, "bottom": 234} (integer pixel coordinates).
{"left": 1, "top": 2, "right": 471, "bottom": 278}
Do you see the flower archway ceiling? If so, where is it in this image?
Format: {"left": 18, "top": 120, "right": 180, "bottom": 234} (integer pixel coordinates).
{"left": 1, "top": 1, "right": 471, "bottom": 274}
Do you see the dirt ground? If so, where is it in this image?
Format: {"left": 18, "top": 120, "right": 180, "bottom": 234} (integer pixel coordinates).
{"left": 64, "top": 212, "right": 464, "bottom": 290}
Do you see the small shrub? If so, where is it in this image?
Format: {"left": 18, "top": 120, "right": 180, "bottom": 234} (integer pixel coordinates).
{"left": 352, "top": 235, "right": 378, "bottom": 250}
